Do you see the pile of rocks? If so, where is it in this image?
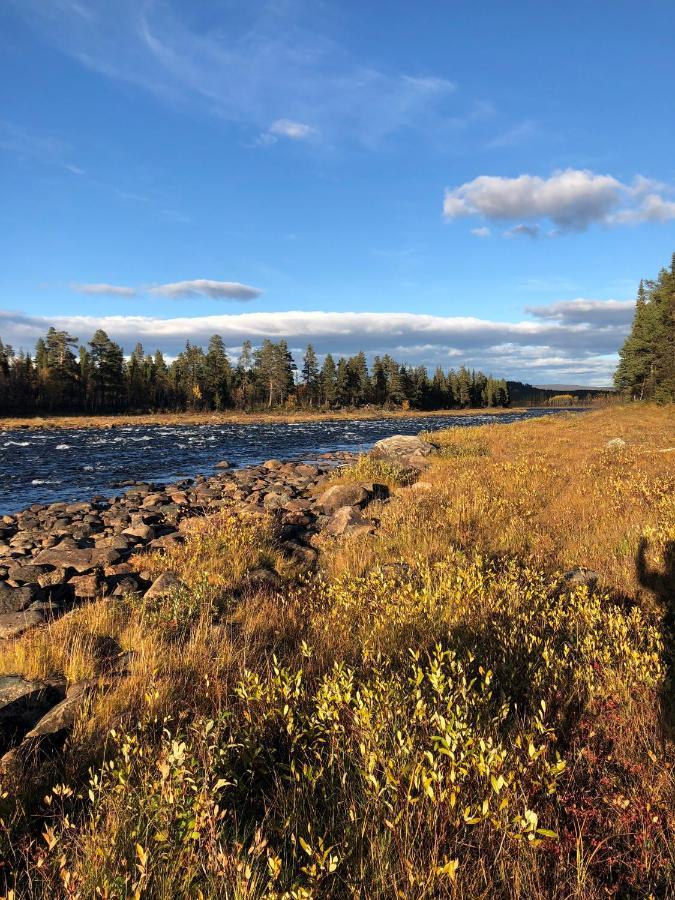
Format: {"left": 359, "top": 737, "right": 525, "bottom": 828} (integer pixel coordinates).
{"left": 0, "top": 452, "right": 401, "bottom": 641}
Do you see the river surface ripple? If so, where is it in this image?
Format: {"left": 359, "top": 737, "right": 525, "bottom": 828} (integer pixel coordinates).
{"left": 0, "top": 409, "right": 581, "bottom": 514}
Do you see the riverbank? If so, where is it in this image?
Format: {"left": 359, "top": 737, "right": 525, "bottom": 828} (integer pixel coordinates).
{"left": 1, "top": 405, "right": 560, "bottom": 430}
{"left": 1, "top": 404, "right": 673, "bottom": 898}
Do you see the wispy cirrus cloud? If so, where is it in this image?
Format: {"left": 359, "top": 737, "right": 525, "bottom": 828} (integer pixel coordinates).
{"left": 444, "top": 168, "right": 675, "bottom": 235}
{"left": 68, "top": 279, "right": 262, "bottom": 300}
{"left": 11, "top": 0, "right": 461, "bottom": 149}
{"left": 0, "top": 299, "right": 633, "bottom": 385}
{"left": 148, "top": 280, "right": 262, "bottom": 300}
{"left": 71, "top": 283, "right": 136, "bottom": 297}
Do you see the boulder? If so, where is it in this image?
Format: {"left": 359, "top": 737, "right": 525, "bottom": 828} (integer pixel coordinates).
{"left": 68, "top": 573, "right": 100, "bottom": 598}
{"left": 144, "top": 571, "right": 183, "bottom": 600}
{"left": 122, "top": 523, "right": 155, "bottom": 542}
{"left": 214, "top": 460, "right": 231, "bottom": 470}
{"left": 0, "top": 675, "right": 66, "bottom": 753}
{"left": 315, "top": 483, "right": 371, "bottom": 514}
{"left": 324, "top": 505, "right": 369, "bottom": 536}
{"left": 0, "top": 582, "right": 37, "bottom": 615}
{"left": 371, "top": 434, "right": 433, "bottom": 462}
{"left": 0, "top": 608, "right": 45, "bottom": 640}
{"left": 7, "top": 564, "right": 50, "bottom": 584}
{"left": 560, "top": 568, "right": 601, "bottom": 593}
{"left": 32, "top": 546, "right": 121, "bottom": 573}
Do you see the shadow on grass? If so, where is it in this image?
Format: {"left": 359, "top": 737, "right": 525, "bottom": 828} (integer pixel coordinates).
{"left": 636, "top": 538, "right": 675, "bottom": 735}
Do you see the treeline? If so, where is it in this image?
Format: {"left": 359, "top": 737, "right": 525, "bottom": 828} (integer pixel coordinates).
{"left": 0, "top": 328, "right": 510, "bottom": 415}
{"left": 615, "top": 252, "right": 675, "bottom": 402}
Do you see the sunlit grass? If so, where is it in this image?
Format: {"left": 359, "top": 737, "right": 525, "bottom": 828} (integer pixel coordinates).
{"left": 1, "top": 403, "right": 674, "bottom": 898}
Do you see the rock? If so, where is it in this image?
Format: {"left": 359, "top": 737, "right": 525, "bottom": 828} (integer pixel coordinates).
{"left": 111, "top": 575, "right": 143, "bottom": 597}
{"left": 561, "top": 568, "right": 601, "bottom": 593}
{"left": 68, "top": 573, "right": 100, "bottom": 598}
{"left": 263, "top": 459, "right": 283, "bottom": 470}
{"left": 32, "top": 546, "right": 121, "bottom": 573}
{"left": 38, "top": 567, "right": 68, "bottom": 588}
{"left": 24, "top": 693, "right": 83, "bottom": 740}
{"left": 122, "top": 523, "right": 155, "bottom": 542}
{"left": 324, "top": 506, "right": 369, "bottom": 536}
{"left": 214, "top": 460, "right": 231, "bottom": 469}
{"left": 0, "top": 675, "right": 66, "bottom": 754}
{"left": 606, "top": 438, "right": 627, "bottom": 451}
{"left": 408, "top": 480, "right": 433, "bottom": 492}
{"left": 7, "top": 564, "right": 50, "bottom": 584}
{"left": 263, "top": 491, "right": 292, "bottom": 510}
{"left": 315, "top": 483, "right": 371, "bottom": 514}
{"left": 144, "top": 571, "right": 183, "bottom": 600}
{"left": 371, "top": 434, "right": 433, "bottom": 462}
{"left": 245, "top": 567, "right": 283, "bottom": 592}
{"left": 0, "top": 582, "right": 37, "bottom": 614}
{"left": 0, "top": 608, "right": 45, "bottom": 640}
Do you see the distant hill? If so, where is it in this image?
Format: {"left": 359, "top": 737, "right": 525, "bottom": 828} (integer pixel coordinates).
{"left": 507, "top": 380, "right": 615, "bottom": 406}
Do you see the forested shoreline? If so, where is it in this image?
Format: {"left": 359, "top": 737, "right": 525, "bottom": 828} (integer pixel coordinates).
{"left": 0, "top": 331, "right": 513, "bottom": 415}
{"left": 614, "top": 253, "right": 675, "bottom": 401}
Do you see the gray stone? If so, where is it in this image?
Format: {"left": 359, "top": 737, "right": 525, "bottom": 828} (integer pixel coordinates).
{"left": 32, "top": 546, "right": 120, "bottom": 573}
{"left": 315, "top": 483, "right": 371, "bottom": 514}
{"left": 144, "top": 571, "right": 183, "bottom": 600}
{"left": 0, "top": 582, "right": 37, "bottom": 614}
{"left": 0, "top": 608, "right": 45, "bottom": 640}
{"left": 324, "top": 506, "right": 369, "bottom": 536}
{"left": 371, "top": 434, "right": 433, "bottom": 461}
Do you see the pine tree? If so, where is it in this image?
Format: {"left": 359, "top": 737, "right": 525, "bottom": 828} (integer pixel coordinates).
{"left": 301, "top": 344, "right": 320, "bottom": 406}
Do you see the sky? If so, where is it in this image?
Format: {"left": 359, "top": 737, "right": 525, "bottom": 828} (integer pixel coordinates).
{"left": 1, "top": 0, "right": 674, "bottom": 386}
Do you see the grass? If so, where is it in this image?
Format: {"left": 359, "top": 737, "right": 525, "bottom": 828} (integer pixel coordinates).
{"left": 0, "top": 403, "right": 673, "bottom": 899}
{"left": 0, "top": 405, "right": 538, "bottom": 431}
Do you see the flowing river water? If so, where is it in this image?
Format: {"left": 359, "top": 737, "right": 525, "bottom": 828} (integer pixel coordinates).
{"left": 0, "top": 409, "right": 580, "bottom": 515}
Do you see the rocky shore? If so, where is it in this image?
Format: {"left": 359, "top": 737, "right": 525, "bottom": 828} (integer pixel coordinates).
{"left": 0, "top": 435, "right": 435, "bottom": 769}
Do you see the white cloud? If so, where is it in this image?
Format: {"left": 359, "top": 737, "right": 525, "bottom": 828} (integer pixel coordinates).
{"left": 504, "top": 223, "right": 540, "bottom": 239}
{"left": 70, "top": 282, "right": 136, "bottom": 297}
{"left": 68, "top": 279, "right": 262, "bottom": 300}
{"left": 470, "top": 226, "right": 491, "bottom": 238}
{"left": 148, "top": 279, "right": 262, "bottom": 300}
{"left": 526, "top": 298, "right": 636, "bottom": 326}
{"left": 0, "top": 301, "right": 633, "bottom": 386}
{"left": 443, "top": 168, "right": 675, "bottom": 233}
{"left": 268, "top": 119, "right": 315, "bottom": 140}
{"left": 485, "top": 120, "right": 537, "bottom": 149}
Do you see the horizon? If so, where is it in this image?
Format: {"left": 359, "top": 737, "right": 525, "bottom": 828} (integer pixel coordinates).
{"left": 2, "top": 1, "right": 675, "bottom": 387}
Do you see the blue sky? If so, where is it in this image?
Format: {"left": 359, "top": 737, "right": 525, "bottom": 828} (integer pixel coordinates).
{"left": 1, "top": 0, "right": 674, "bottom": 385}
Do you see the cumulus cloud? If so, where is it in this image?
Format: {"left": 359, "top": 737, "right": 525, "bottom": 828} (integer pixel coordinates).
{"left": 470, "top": 226, "right": 491, "bottom": 238}
{"left": 444, "top": 168, "right": 675, "bottom": 233}
{"left": 148, "top": 280, "right": 262, "bottom": 300}
{"left": 0, "top": 301, "right": 633, "bottom": 386}
{"left": 70, "top": 282, "right": 136, "bottom": 297}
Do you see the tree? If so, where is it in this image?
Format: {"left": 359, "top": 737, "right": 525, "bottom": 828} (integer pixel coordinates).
{"left": 205, "top": 334, "right": 231, "bottom": 410}
{"left": 301, "top": 344, "right": 320, "bottom": 407}
{"left": 320, "top": 354, "right": 337, "bottom": 407}
{"left": 88, "top": 330, "right": 124, "bottom": 411}
{"left": 615, "top": 257, "right": 675, "bottom": 401}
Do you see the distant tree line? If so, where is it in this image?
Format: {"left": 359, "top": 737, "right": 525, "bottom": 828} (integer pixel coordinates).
{"left": 615, "top": 252, "right": 675, "bottom": 402}
{"left": 0, "top": 329, "right": 511, "bottom": 415}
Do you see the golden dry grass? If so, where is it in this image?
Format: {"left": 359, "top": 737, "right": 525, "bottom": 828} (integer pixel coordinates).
{"left": 0, "top": 405, "right": 535, "bottom": 431}
{"left": 0, "top": 403, "right": 673, "bottom": 899}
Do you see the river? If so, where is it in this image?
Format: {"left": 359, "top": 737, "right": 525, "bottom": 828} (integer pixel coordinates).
{"left": 0, "top": 409, "right": 580, "bottom": 514}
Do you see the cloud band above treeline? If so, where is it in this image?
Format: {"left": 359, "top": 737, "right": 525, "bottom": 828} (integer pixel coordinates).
{"left": 0, "top": 301, "right": 634, "bottom": 386}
